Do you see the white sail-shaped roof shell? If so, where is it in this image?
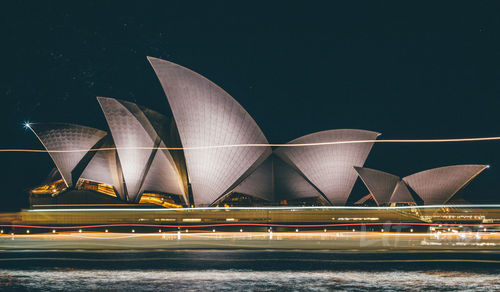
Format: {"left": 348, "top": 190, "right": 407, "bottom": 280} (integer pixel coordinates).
{"left": 274, "top": 157, "right": 323, "bottom": 201}
{"left": 29, "top": 123, "right": 107, "bottom": 187}
{"left": 275, "top": 129, "right": 379, "bottom": 205}
{"left": 80, "top": 143, "right": 126, "bottom": 200}
{"left": 148, "top": 57, "right": 271, "bottom": 206}
{"left": 230, "top": 156, "right": 323, "bottom": 202}
{"left": 139, "top": 106, "right": 189, "bottom": 203}
{"left": 403, "top": 164, "right": 487, "bottom": 205}
{"left": 354, "top": 167, "right": 400, "bottom": 205}
{"left": 98, "top": 97, "right": 184, "bottom": 202}
{"left": 140, "top": 150, "right": 187, "bottom": 204}
{"left": 389, "top": 180, "right": 414, "bottom": 204}
{"left": 233, "top": 157, "right": 274, "bottom": 202}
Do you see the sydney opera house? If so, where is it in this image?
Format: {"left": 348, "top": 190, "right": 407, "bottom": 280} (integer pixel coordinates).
{"left": 28, "top": 57, "right": 488, "bottom": 208}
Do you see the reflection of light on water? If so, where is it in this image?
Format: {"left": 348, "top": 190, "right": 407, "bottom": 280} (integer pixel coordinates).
{"left": 0, "top": 269, "right": 499, "bottom": 291}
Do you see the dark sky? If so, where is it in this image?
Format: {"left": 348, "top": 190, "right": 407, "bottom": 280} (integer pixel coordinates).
{"left": 1, "top": 1, "right": 500, "bottom": 209}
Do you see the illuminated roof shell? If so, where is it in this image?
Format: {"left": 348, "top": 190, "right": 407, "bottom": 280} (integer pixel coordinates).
{"left": 29, "top": 123, "right": 107, "bottom": 187}
{"left": 354, "top": 167, "right": 400, "bottom": 205}
{"left": 148, "top": 57, "right": 271, "bottom": 206}
{"left": 98, "top": 97, "right": 185, "bottom": 202}
{"left": 80, "top": 137, "right": 126, "bottom": 200}
{"left": 233, "top": 157, "right": 274, "bottom": 202}
{"left": 231, "top": 156, "right": 322, "bottom": 202}
{"left": 28, "top": 58, "right": 489, "bottom": 208}
{"left": 403, "top": 164, "right": 488, "bottom": 205}
{"left": 389, "top": 180, "right": 414, "bottom": 204}
{"left": 275, "top": 129, "right": 379, "bottom": 205}
{"left": 274, "top": 157, "right": 323, "bottom": 201}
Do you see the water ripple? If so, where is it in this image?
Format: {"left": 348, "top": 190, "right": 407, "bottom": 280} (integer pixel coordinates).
{"left": 0, "top": 269, "right": 499, "bottom": 291}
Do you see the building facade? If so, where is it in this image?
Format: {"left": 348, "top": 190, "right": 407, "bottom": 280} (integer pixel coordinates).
{"left": 28, "top": 57, "right": 487, "bottom": 207}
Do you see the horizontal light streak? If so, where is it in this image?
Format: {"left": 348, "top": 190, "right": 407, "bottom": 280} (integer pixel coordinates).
{"left": 182, "top": 218, "right": 202, "bottom": 222}
{"left": 3, "top": 136, "right": 500, "bottom": 153}
{"left": 7, "top": 231, "right": 492, "bottom": 239}
{"left": 1, "top": 222, "right": 500, "bottom": 229}
{"left": 26, "top": 204, "right": 500, "bottom": 212}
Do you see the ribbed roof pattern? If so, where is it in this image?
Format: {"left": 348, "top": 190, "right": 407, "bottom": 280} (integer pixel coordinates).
{"left": 389, "top": 180, "right": 414, "bottom": 204}
{"left": 29, "top": 123, "right": 107, "bottom": 187}
{"left": 274, "top": 157, "right": 323, "bottom": 201}
{"left": 233, "top": 157, "right": 274, "bottom": 202}
{"left": 80, "top": 139, "right": 126, "bottom": 200}
{"left": 98, "top": 97, "right": 184, "bottom": 202}
{"left": 275, "top": 129, "right": 379, "bottom": 205}
{"left": 29, "top": 58, "right": 488, "bottom": 208}
{"left": 354, "top": 167, "right": 400, "bottom": 205}
{"left": 148, "top": 57, "right": 271, "bottom": 205}
{"left": 403, "top": 165, "right": 487, "bottom": 205}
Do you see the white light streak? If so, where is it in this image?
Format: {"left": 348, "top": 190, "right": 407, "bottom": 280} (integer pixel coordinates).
{"left": 26, "top": 204, "right": 500, "bottom": 212}
{"left": 6, "top": 136, "right": 500, "bottom": 153}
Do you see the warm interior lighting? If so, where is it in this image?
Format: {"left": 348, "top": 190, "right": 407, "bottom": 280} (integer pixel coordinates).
{"left": 30, "top": 179, "right": 66, "bottom": 196}
{"left": 78, "top": 180, "right": 116, "bottom": 197}
{"left": 182, "top": 218, "right": 201, "bottom": 222}
{"left": 140, "top": 193, "right": 182, "bottom": 208}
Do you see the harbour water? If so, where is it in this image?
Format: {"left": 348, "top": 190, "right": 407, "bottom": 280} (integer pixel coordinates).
{"left": 1, "top": 268, "right": 499, "bottom": 291}
{"left": 0, "top": 251, "right": 499, "bottom": 291}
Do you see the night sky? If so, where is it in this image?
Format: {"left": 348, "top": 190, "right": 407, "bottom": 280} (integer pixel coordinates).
{"left": 1, "top": 1, "right": 500, "bottom": 210}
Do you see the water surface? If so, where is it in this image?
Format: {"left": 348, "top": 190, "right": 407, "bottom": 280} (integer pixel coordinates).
{"left": 1, "top": 269, "right": 499, "bottom": 291}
